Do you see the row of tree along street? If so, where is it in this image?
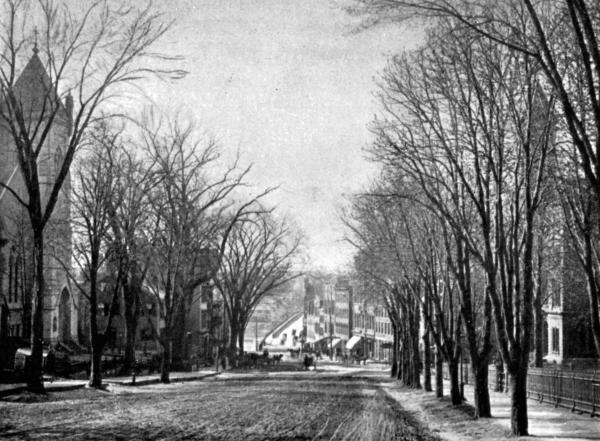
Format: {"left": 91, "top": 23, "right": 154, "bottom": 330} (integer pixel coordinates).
{"left": 0, "top": 1, "right": 300, "bottom": 393}
{"left": 345, "top": 0, "right": 600, "bottom": 437}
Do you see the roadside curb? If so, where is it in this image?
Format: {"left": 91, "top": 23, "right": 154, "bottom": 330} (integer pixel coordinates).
{"left": 0, "top": 385, "right": 26, "bottom": 398}
{"left": 0, "top": 382, "right": 86, "bottom": 398}
{"left": 105, "top": 371, "right": 220, "bottom": 387}
{"left": 1, "top": 372, "right": 219, "bottom": 397}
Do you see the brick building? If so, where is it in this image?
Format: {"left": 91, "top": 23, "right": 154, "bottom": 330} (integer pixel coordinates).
{"left": 303, "top": 274, "right": 393, "bottom": 362}
{"left": 76, "top": 278, "right": 162, "bottom": 354}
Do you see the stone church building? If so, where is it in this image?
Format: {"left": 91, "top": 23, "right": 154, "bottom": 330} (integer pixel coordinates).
{"left": 0, "top": 46, "right": 76, "bottom": 346}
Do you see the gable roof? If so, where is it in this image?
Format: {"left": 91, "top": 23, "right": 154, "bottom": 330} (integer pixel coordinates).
{"left": 8, "top": 49, "right": 66, "bottom": 118}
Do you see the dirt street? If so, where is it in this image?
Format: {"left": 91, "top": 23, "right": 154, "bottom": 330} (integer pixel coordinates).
{"left": 0, "top": 368, "right": 439, "bottom": 440}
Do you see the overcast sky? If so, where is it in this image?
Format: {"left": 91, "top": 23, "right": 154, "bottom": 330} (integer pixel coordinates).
{"left": 147, "top": 0, "right": 422, "bottom": 270}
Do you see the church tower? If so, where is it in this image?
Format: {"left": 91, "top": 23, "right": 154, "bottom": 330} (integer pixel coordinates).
{"left": 0, "top": 44, "right": 75, "bottom": 345}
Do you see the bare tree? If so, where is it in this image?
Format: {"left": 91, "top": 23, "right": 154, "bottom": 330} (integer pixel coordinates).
{"left": 352, "top": 0, "right": 600, "bottom": 383}
{"left": 214, "top": 212, "right": 302, "bottom": 359}
{"left": 143, "top": 116, "right": 271, "bottom": 383}
{"left": 344, "top": 187, "right": 424, "bottom": 390}
{"left": 103, "top": 135, "right": 157, "bottom": 375}
{"left": 345, "top": 184, "right": 466, "bottom": 400}
{"left": 365, "top": 17, "right": 555, "bottom": 431}
{"left": 56, "top": 123, "right": 123, "bottom": 388}
{"left": 1, "top": 210, "right": 35, "bottom": 342}
{"left": 0, "top": 0, "right": 183, "bottom": 392}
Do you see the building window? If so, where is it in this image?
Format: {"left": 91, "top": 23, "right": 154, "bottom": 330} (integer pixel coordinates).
{"left": 551, "top": 327, "right": 560, "bottom": 354}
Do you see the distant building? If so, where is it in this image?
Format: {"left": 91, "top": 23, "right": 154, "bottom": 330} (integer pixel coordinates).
{"left": 351, "top": 301, "right": 393, "bottom": 361}
{"left": 349, "top": 281, "right": 393, "bottom": 361}
{"left": 303, "top": 274, "right": 344, "bottom": 355}
{"left": 245, "top": 277, "right": 305, "bottom": 352}
{"left": 303, "top": 274, "right": 328, "bottom": 344}
{"left": 302, "top": 274, "right": 392, "bottom": 362}
{"left": 544, "top": 234, "right": 596, "bottom": 364}
{"left": 187, "top": 283, "right": 226, "bottom": 362}
{"left": 76, "top": 276, "right": 162, "bottom": 354}
{"left": 261, "top": 312, "right": 304, "bottom": 352}
{"left": 333, "top": 278, "right": 352, "bottom": 341}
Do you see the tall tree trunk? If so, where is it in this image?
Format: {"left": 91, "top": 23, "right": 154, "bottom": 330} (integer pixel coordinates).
{"left": 587, "top": 282, "right": 600, "bottom": 357}
{"left": 508, "top": 185, "right": 534, "bottom": 436}
{"left": 411, "top": 301, "right": 421, "bottom": 388}
{"left": 400, "top": 335, "right": 408, "bottom": 383}
{"left": 121, "top": 285, "right": 139, "bottom": 374}
{"left": 533, "top": 236, "right": 545, "bottom": 368}
{"left": 448, "top": 358, "right": 462, "bottom": 405}
{"left": 508, "top": 367, "right": 528, "bottom": 436}
{"left": 160, "top": 337, "right": 171, "bottom": 383}
{"left": 170, "top": 298, "right": 188, "bottom": 369}
{"left": 122, "top": 319, "right": 137, "bottom": 374}
{"left": 423, "top": 330, "right": 431, "bottom": 391}
{"left": 229, "top": 321, "right": 238, "bottom": 353}
{"left": 397, "top": 322, "right": 404, "bottom": 381}
{"left": 89, "top": 336, "right": 105, "bottom": 388}
{"left": 581, "top": 199, "right": 600, "bottom": 357}
{"left": 458, "top": 239, "right": 492, "bottom": 416}
{"left": 533, "top": 291, "right": 544, "bottom": 368}
{"left": 494, "top": 353, "right": 505, "bottom": 392}
{"left": 229, "top": 319, "right": 239, "bottom": 367}
{"left": 22, "top": 291, "right": 32, "bottom": 342}
{"left": 88, "top": 268, "right": 103, "bottom": 388}
{"left": 28, "top": 228, "right": 45, "bottom": 393}
{"left": 583, "top": 229, "right": 600, "bottom": 356}
{"left": 396, "top": 335, "right": 403, "bottom": 380}
{"left": 391, "top": 323, "right": 398, "bottom": 378}
{"left": 423, "top": 291, "right": 432, "bottom": 391}
{"left": 238, "top": 327, "right": 245, "bottom": 353}
{"left": 435, "top": 347, "right": 443, "bottom": 398}
{"left": 473, "top": 361, "right": 491, "bottom": 417}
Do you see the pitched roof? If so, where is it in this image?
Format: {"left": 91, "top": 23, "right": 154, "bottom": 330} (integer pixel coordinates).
{"left": 11, "top": 49, "right": 65, "bottom": 117}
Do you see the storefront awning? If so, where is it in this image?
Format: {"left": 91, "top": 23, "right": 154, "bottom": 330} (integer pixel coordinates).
{"left": 346, "top": 335, "right": 363, "bottom": 350}
{"left": 311, "top": 336, "right": 329, "bottom": 345}
{"left": 331, "top": 337, "right": 342, "bottom": 349}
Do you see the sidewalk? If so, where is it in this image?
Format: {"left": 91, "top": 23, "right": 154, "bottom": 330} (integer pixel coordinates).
{"left": 0, "top": 378, "right": 87, "bottom": 397}
{"left": 0, "top": 369, "right": 219, "bottom": 397}
{"left": 380, "top": 376, "right": 600, "bottom": 441}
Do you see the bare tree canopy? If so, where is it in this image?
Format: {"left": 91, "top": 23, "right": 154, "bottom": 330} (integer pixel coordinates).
{"left": 0, "top": 0, "right": 183, "bottom": 392}
{"left": 345, "top": 8, "right": 557, "bottom": 434}
{"left": 215, "top": 211, "right": 302, "bottom": 358}
{"left": 141, "top": 114, "right": 274, "bottom": 382}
